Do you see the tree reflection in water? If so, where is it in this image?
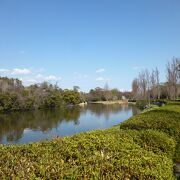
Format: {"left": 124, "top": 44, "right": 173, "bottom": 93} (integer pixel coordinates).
{"left": 0, "top": 104, "right": 140, "bottom": 144}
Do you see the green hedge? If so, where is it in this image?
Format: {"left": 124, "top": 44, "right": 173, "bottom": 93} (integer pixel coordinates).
{"left": 121, "top": 102, "right": 180, "bottom": 163}
{"left": 0, "top": 103, "right": 179, "bottom": 179}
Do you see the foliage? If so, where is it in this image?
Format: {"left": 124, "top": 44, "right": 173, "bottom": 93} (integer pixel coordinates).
{"left": 0, "top": 129, "right": 175, "bottom": 179}
{"left": 0, "top": 103, "right": 179, "bottom": 179}
{"left": 0, "top": 77, "right": 82, "bottom": 112}
{"left": 84, "top": 87, "right": 129, "bottom": 102}
{"left": 62, "top": 90, "right": 81, "bottom": 105}
{"left": 136, "top": 100, "right": 149, "bottom": 109}
{"left": 121, "top": 103, "right": 180, "bottom": 161}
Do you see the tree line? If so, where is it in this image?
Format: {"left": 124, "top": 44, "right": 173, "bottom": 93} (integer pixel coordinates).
{"left": 131, "top": 57, "right": 180, "bottom": 102}
{"left": 0, "top": 78, "right": 82, "bottom": 112}
{"left": 0, "top": 57, "right": 179, "bottom": 112}
{"left": 84, "top": 83, "right": 130, "bottom": 102}
{"left": 0, "top": 77, "right": 130, "bottom": 112}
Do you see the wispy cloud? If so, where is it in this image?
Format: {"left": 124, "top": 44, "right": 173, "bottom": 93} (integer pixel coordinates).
{"left": 96, "top": 77, "right": 111, "bottom": 82}
{"left": 132, "top": 66, "right": 145, "bottom": 70}
{"left": 21, "top": 74, "right": 62, "bottom": 85}
{"left": 20, "top": 78, "right": 38, "bottom": 84}
{"left": 0, "top": 67, "right": 62, "bottom": 86}
{"left": 96, "top": 77, "right": 104, "bottom": 81}
{"left": 0, "top": 69, "right": 9, "bottom": 74}
{"left": 96, "top": 68, "right": 106, "bottom": 73}
{"left": 36, "top": 74, "right": 62, "bottom": 81}
{"left": 12, "top": 68, "right": 31, "bottom": 75}
{"left": 0, "top": 68, "right": 31, "bottom": 75}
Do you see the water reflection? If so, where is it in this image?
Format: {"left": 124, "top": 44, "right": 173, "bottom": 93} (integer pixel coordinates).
{"left": 0, "top": 104, "right": 140, "bottom": 144}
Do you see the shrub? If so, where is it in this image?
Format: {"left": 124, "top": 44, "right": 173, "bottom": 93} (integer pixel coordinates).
{"left": 0, "top": 129, "right": 176, "bottom": 179}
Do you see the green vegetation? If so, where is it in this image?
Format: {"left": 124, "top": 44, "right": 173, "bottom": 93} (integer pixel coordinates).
{"left": 85, "top": 87, "right": 130, "bottom": 102}
{"left": 0, "top": 77, "right": 131, "bottom": 112}
{"left": 0, "top": 102, "right": 179, "bottom": 179}
{"left": 0, "top": 77, "right": 82, "bottom": 112}
{"left": 62, "top": 89, "right": 81, "bottom": 105}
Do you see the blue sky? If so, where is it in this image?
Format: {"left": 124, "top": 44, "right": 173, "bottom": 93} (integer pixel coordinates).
{"left": 0, "top": 0, "right": 180, "bottom": 92}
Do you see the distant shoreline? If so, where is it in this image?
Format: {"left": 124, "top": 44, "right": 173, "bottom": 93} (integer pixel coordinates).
{"left": 88, "top": 100, "right": 129, "bottom": 105}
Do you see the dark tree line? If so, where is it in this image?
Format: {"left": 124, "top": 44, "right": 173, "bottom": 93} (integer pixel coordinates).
{"left": 131, "top": 57, "right": 180, "bottom": 102}
{"left": 0, "top": 78, "right": 82, "bottom": 112}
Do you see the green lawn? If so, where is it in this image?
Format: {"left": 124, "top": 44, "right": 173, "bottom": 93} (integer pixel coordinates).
{"left": 0, "top": 102, "right": 179, "bottom": 179}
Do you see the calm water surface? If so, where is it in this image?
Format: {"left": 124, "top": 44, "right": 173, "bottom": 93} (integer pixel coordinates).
{"left": 0, "top": 104, "right": 140, "bottom": 144}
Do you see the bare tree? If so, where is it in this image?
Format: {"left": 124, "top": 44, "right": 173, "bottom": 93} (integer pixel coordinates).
{"left": 132, "top": 78, "right": 139, "bottom": 100}
{"left": 138, "top": 70, "right": 148, "bottom": 100}
{"left": 166, "top": 57, "right": 179, "bottom": 100}
{"left": 151, "top": 69, "right": 156, "bottom": 99}
{"left": 155, "top": 67, "right": 161, "bottom": 99}
{"left": 150, "top": 67, "right": 160, "bottom": 99}
{"left": 104, "top": 82, "right": 112, "bottom": 101}
{"left": 145, "top": 69, "right": 151, "bottom": 105}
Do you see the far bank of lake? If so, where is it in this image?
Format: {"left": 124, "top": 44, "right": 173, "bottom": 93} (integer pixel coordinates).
{"left": 88, "top": 100, "right": 128, "bottom": 105}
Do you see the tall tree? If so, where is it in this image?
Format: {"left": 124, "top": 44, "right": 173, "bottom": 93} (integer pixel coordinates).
{"left": 166, "top": 57, "right": 179, "bottom": 100}
{"left": 132, "top": 78, "right": 139, "bottom": 100}
{"left": 155, "top": 67, "right": 161, "bottom": 99}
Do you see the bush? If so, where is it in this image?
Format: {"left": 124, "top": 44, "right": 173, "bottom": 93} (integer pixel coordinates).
{"left": 62, "top": 90, "right": 81, "bottom": 105}
{"left": 121, "top": 103, "right": 180, "bottom": 162}
{"left": 0, "top": 129, "right": 175, "bottom": 179}
{"left": 136, "top": 100, "right": 149, "bottom": 109}
{"left": 130, "top": 129, "right": 176, "bottom": 158}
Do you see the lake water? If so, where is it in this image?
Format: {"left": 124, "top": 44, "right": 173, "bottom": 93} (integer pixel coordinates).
{"left": 0, "top": 104, "right": 140, "bottom": 144}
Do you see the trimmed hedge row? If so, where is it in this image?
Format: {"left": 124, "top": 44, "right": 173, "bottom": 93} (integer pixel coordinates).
{"left": 120, "top": 102, "right": 180, "bottom": 162}
{"left": 0, "top": 103, "right": 179, "bottom": 179}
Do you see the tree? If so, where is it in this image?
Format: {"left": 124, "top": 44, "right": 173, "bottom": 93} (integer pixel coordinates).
{"left": 166, "top": 57, "right": 179, "bottom": 100}
{"left": 138, "top": 70, "right": 147, "bottom": 100}
{"left": 145, "top": 69, "right": 151, "bottom": 105}
{"left": 104, "top": 82, "right": 112, "bottom": 101}
{"left": 111, "top": 88, "right": 122, "bottom": 100}
{"left": 151, "top": 69, "right": 156, "bottom": 99}
{"left": 132, "top": 78, "right": 139, "bottom": 100}
{"left": 62, "top": 90, "right": 81, "bottom": 105}
{"left": 150, "top": 68, "right": 160, "bottom": 99}
{"left": 73, "top": 86, "right": 80, "bottom": 92}
{"left": 155, "top": 67, "right": 161, "bottom": 99}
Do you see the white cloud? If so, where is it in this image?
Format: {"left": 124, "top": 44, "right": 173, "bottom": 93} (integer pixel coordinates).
{"left": 96, "top": 76, "right": 111, "bottom": 82}
{"left": 96, "top": 68, "right": 105, "bottom": 73}
{"left": 0, "top": 69, "right": 9, "bottom": 74}
{"left": 96, "top": 77, "right": 104, "bottom": 81}
{"left": 36, "top": 74, "right": 62, "bottom": 81}
{"left": 20, "top": 78, "right": 38, "bottom": 84}
{"left": 21, "top": 74, "right": 62, "bottom": 86}
{"left": 12, "top": 68, "right": 31, "bottom": 75}
{"left": 0, "top": 68, "right": 31, "bottom": 75}
{"left": 0, "top": 67, "right": 62, "bottom": 86}
{"left": 45, "top": 75, "right": 62, "bottom": 81}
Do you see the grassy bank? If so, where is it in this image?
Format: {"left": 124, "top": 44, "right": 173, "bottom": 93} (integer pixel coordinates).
{"left": 0, "top": 103, "right": 179, "bottom": 179}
